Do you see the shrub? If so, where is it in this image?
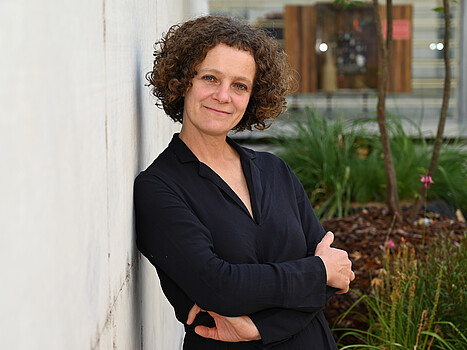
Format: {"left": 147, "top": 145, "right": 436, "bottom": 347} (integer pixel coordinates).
{"left": 273, "top": 109, "right": 361, "bottom": 217}
{"left": 273, "top": 109, "right": 467, "bottom": 218}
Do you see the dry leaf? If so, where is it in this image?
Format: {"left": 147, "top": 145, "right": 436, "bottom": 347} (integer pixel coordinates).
{"left": 350, "top": 251, "right": 363, "bottom": 261}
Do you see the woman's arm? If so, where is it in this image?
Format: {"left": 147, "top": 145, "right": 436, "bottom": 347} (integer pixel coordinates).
{"left": 134, "top": 175, "right": 329, "bottom": 317}
{"left": 236, "top": 166, "right": 350, "bottom": 345}
{"left": 248, "top": 308, "right": 320, "bottom": 346}
{"left": 290, "top": 166, "right": 354, "bottom": 294}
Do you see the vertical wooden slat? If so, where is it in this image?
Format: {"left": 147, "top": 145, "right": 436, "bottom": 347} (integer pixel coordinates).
{"left": 301, "top": 6, "right": 318, "bottom": 93}
{"left": 284, "top": 6, "right": 302, "bottom": 91}
{"left": 391, "top": 5, "right": 412, "bottom": 93}
{"left": 379, "top": 5, "right": 412, "bottom": 93}
{"left": 301, "top": 8, "right": 311, "bottom": 93}
{"left": 285, "top": 5, "right": 317, "bottom": 93}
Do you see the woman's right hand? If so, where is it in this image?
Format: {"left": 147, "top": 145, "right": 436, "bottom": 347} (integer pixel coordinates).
{"left": 187, "top": 304, "right": 261, "bottom": 342}
{"left": 315, "top": 231, "right": 355, "bottom": 294}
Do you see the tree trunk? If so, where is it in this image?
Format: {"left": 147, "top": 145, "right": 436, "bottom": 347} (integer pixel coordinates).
{"left": 373, "top": 0, "right": 402, "bottom": 218}
{"left": 408, "top": 0, "right": 451, "bottom": 221}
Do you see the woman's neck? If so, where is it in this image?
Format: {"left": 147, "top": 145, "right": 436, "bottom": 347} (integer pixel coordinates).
{"left": 179, "top": 129, "right": 236, "bottom": 165}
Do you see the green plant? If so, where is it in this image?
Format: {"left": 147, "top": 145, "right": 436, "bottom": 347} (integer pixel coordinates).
{"left": 334, "top": 234, "right": 467, "bottom": 349}
{"left": 374, "top": 115, "right": 467, "bottom": 214}
{"left": 408, "top": 0, "right": 453, "bottom": 221}
{"left": 274, "top": 109, "right": 467, "bottom": 218}
{"left": 273, "top": 109, "right": 364, "bottom": 217}
{"left": 428, "top": 141, "right": 467, "bottom": 213}
{"left": 420, "top": 234, "right": 467, "bottom": 340}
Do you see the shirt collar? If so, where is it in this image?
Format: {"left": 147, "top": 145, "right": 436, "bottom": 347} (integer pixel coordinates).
{"left": 169, "top": 133, "right": 256, "bottom": 164}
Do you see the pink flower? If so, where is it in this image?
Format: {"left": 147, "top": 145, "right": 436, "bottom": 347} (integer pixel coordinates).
{"left": 420, "top": 171, "right": 434, "bottom": 188}
{"left": 387, "top": 239, "right": 395, "bottom": 249}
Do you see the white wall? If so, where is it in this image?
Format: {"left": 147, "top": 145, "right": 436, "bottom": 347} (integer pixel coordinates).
{"left": 0, "top": 0, "right": 206, "bottom": 348}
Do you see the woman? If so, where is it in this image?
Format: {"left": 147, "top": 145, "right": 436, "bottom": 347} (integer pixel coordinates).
{"left": 134, "top": 15, "right": 355, "bottom": 349}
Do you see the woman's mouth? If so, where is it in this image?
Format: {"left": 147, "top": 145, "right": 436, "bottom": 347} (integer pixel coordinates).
{"left": 204, "top": 106, "right": 230, "bottom": 115}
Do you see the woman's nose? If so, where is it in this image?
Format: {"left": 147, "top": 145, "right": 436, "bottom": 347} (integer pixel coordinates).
{"left": 212, "top": 84, "right": 231, "bottom": 103}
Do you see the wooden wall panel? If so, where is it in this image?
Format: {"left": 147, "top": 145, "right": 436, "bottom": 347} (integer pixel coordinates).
{"left": 284, "top": 6, "right": 301, "bottom": 84}
{"left": 285, "top": 5, "right": 318, "bottom": 93}
{"left": 301, "top": 6, "right": 317, "bottom": 93}
{"left": 285, "top": 4, "right": 411, "bottom": 94}
{"left": 380, "top": 5, "right": 413, "bottom": 93}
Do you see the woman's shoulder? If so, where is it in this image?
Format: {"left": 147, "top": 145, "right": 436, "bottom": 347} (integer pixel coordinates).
{"left": 136, "top": 149, "right": 167, "bottom": 175}
{"left": 134, "top": 144, "right": 182, "bottom": 189}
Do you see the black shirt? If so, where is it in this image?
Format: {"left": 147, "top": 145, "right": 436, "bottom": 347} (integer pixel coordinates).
{"left": 134, "top": 134, "right": 338, "bottom": 349}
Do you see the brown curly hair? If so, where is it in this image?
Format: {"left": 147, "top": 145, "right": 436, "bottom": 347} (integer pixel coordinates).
{"left": 146, "top": 15, "right": 295, "bottom": 131}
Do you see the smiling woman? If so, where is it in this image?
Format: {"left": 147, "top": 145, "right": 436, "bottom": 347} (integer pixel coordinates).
{"left": 135, "top": 15, "right": 355, "bottom": 349}
{"left": 146, "top": 15, "right": 293, "bottom": 132}
{"left": 182, "top": 44, "right": 256, "bottom": 138}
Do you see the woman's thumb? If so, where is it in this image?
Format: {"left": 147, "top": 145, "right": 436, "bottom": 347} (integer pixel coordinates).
{"left": 316, "top": 231, "right": 334, "bottom": 254}
{"left": 324, "top": 231, "right": 334, "bottom": 245}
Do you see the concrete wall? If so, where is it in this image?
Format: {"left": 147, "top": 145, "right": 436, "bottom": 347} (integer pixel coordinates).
{"left": 0, "top": 0, "right": 206, "bottom": 348}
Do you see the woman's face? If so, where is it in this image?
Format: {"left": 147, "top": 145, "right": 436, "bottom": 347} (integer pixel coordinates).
{"left": 181, "top": 43, "right": 256, "bottom": 138}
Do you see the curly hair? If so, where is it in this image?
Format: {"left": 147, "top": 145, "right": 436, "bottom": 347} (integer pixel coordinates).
{"left": 146, "top": 15, "right": 295, "bottom": 131}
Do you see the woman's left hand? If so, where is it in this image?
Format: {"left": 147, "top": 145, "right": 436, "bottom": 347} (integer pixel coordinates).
{"left": 187, "top": 304, "right": 261, "bottom": 342}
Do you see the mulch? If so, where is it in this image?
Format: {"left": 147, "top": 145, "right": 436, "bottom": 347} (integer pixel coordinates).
{"left": 321, "top": 206, "right": 467, "bottom": 344}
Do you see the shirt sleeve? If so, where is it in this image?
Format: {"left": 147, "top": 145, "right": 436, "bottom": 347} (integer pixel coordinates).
{"left": 134, "top": 173, "right": 329, "bottom": 317}
{"left": 248, "top": 164, "right": 337, "bottom": 345}
{"left": 290, "top": 167, "right": 327, "bottom": 255}
{"left": 249, "top": 308, "right": 319, "bottom": 346}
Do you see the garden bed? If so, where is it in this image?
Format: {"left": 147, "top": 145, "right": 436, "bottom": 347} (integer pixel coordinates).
{"left": 321, "top": 206, "right": 467, "bottom": 344}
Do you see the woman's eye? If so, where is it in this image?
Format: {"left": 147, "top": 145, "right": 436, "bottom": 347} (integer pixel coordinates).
{"left": 203, "top": 75, "right": 215, "bottom": 82}
{"left": 234, "top": 83, "right": 248, "bottom": 91}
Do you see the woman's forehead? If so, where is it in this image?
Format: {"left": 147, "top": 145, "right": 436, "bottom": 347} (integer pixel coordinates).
{"left": 197, "top": 44, "right": 256, "bottom": 80}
